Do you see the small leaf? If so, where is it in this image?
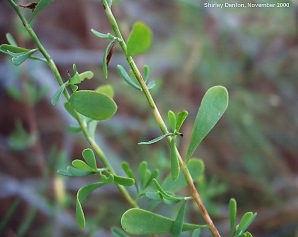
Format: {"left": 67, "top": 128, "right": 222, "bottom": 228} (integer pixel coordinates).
{"left": 79, "top": 71, "right": 94, "bottom": 81}
{"left": 229, "top": 198, "right": 237, "bottom": 237}
{"left": 76, "top": 182, "right": 105, "bottom": 228}
{"left": 114, "top": 175, "right": 135, "bottom": 186}
{"left": 91, "top": 29, "right": 110, "bottom": 39}
{"left": 143, "top": 65, "right": 150, "bottom": 82}
{"left": 176, "top": 110, "right": 189, "bottom": 131}
{"left": 100, "top": 170, "right": 114, "bottom": 183}
{"left": 51, "top": 83, "right": 66, "bottom": 105}
{"left": 117, "top": 65, "right": 141, "bottom": 90}
{"left": 235, "top": 212, "right": 257, "bottom": 236}
{"left": 168, "top": 110, "right": 176, "bottom": 131}
{"left": 29, "top": 0, "right": 54, "bottom": 23}
{"left": 72, "top": 160, "right": 93, "bottom": 172}
{"left": 9, "top": 49, "right": 38, "bottom": 65}
{"left": 6, "top": 33, "right": 17, "bottom": 46}
{"left": 69, "top": 90, "right": 117, "bottom": 120}
{"left": 57, "top": 169, "right": 72, "bottom": 176}
{"left": 187, "top": 86, "right": 229, "bottom": 159}
{"left": 147, "top": 81, "right": 155, "bottom": 89}
{"left": 121, "top": 162, "right": 136, "bottom": 186}
{"left": 126, "top": 21, "right": 152, "bottom": 56}
{"left": 192, "top": 229, "right": 201, "bottom": 237}
{"left": 103, "top": 39, "right": 117, "bottom": 78}
{"left": 138, "top": 161, "right": 151, "bottom": 190}
{"left": 121, "top": 208, "right": 206, "bottom": 235}
{"left": 171, "top": 201, "right": 186, "bottom": 237}
{"left": 67, "top": 166, "right": 94, "bottom": 176}
{"left": 170, "top": 139, "right": 180, "bottom": 181}
{"left": 138, "top": 133, "right": 173, "bottom": 145}
{"left": 82, "top": 148, "right": 97, "bottom": 170}
{"left": 96, "top": 84, "right": 114, "bottom": 98}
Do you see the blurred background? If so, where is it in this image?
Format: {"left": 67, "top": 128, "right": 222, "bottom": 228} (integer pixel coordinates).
{"left": 0, "top": 0, "right": 298, "bottom": 236}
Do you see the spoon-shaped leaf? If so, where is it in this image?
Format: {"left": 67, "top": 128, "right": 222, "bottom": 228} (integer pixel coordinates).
{"left": 187, "top": 86, "right": 228, "bottom": 159}
{"left": 69, "top": 90, "right": 117, "bottom": 120}
{"left": 126, "top": 21, "right": 152, "bottom": 56}
{"left": 82, "top": 148, "right": 97, "bottom": 170}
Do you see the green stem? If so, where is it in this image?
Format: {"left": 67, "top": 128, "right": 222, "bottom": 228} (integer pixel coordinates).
{"left": 8, "top": 0, "right": 138, "bottom": 209}
{"left": 101, "top": 1, "right": 220, "bottom": 236}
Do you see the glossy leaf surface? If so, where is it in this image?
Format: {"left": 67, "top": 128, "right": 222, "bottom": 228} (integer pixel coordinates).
{"left": 69, "top": 90, "right": 117, "bottom": 120}
{"left": 187, "top": 86, "right": 228, "bottom": 159}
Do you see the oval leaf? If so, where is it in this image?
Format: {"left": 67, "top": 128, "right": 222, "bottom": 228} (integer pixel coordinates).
{"left": 69, "top": 90, "right": 117, "bottom": 120}
{"left": 176, "top": 110, "right": 189, "bottom": 131}
{"left": 168, "top": 110, "right": 176, "bottom": 131}
{"left": 72, "top": 159, "right": 93, "bottom": 172}
{"left": 82, "top": 148, "right": 97, "bottom": 170}
{"left": 96, "top": 84, "right": 115, "bottom": 98}
{"left": 126, "top": 21, "right": 152, "bottom": 56}
{"left": 186, "top": 86, "right": 228, "bottom": 159}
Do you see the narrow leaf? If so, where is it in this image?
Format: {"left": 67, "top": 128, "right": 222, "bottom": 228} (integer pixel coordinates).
{"left": 126, "top": 21, "right": 152, "bottom": 56}
{"left": 147, "top": 81, "right": 155, "bottom": 89}
{"left": 143, "top": 65, "right": 150, "bottom": 82}
{"left": 235, "top": 212, "right": 257, "bottom": 236}
{"left": 57, "top": 169, "right": 72, "bottom": 176}
{"left": 76, "top": 182, "right": 105, "bottom": 228}
{"left": 187, "top": 86, "right": 229, "bottom": 159}
{"left": 117, "top": 65, "right": 141, "bottom": 90}
{"left": 121, "top": 162, "right": 136, "bottom": 181}
{"left": 103, "top": 39, "right": 117, "bottom": 78}
{"left": 10, "top": 49, "right": 38, "bottom": 65}
{"left": 91, "top": 29, "right": 110, "bottom": 39}
{"left": 67, "top": 166, "right": 94, "bottom": 177}
{"left": 69, "top": 90, "right": 117, "bottom": 120}
{"left": 6, "top": 33, "right": 17, "bottom": 46}
{"left": 82, "top": 148, "right": 97, "bottom": 170}
{"left": 138, "top": 161, "right": 150, "bottom": 190}
{"left": 170, "top": 139, "right": 180, "bottom": 181}
{"left": 168, "top": 110, "right": 176, "bottom": 131}
{"left": 51, "top": 83, "right": 66, "bottom": 105}
{"left": 229, "top": 198, "right": 237, "bottom": 237}
{"left": 176, "top": 110, "right": 189, "bottom": 131}
{"left": 72, "top": 160, "right": 93, "bottom": 172}
{"left": 171, "top": 201, "right": 187, "bottom": 237}
{"left": 114, "top": 175, "right": 135, "bottom": 186}
{"left": 138, "top": 133, "right": 173, "bottom": 145}
{"left": 29, "top": 0, "right": 54, "bottom": 23}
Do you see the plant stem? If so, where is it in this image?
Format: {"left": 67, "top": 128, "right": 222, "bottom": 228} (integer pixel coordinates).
{"left": 101, "top": 1, "right": 221, "bottom": 236}
{"left": 8, "top": 0, "right": 138, "bottom": 209}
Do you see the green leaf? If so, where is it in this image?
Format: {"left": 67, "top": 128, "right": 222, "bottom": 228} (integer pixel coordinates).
{"left": 143, "top": 65, "right": 150, "bottom": 82}
{"left": 235, "top": 212, "right": 257, "bottom": 236}
{"left": 91, "top": 29, "right": 110, "bottom": 39}
{"left": 126, "top": 21, "right": 152, "bottom": 56}
{"left": 186, "top": 86, "right": 229, "bottom": 159}
{"left": 6, "top": 33, "right": 17, "bottom": 46}
{"left": 29, "top": 0, "right": 54, "bottom": 23}
{"left": 51, "top": 83, "right": 66, "bottom": 105}
{"left": 121, "top": 162, "right": 136, "bottom": 189}
{"left": 176, "top": 110, "right": 189, "bottom": 131}
{"left": 103, "top": 39, "right": 117, "bottom": 78}
{"left": 168, "top": 110, "right": 176, "bottom": 131}
{"left": 0, "top": 44, "right": 29, "bottom": 54}
{"left": 138, "top": 162, "right": 151, "bottom": 190}
{"left": 147, "top": 81, "right": 155, "bottom": 89}
{"left": 114, "top": 175, "right": 135, "bottom": 186}
{"left": 82, "top": 148, "right": 97, "bottom": 170}
{"left": 100, "top": 170, "right": 114, "bottom": 183}
{"left": 170, "top": 139, "right": 180, "bottom": 181}
{"left": 64, "top": 102, "right": 78, "bottom": 119}
{"left": 111, "top": 226, "right": 129, "bottom": 237}
{"left": 117, "top": 65, "right": 141, "bottom": 90}
{"left": 171, "top": 201, "right": 186, "bottom": 237}
{"left": 69, "top": 90, "right": 117, "bottom": 120}
{"left": 79, "top": 71, "right": 94, "bottom": 81}
{"left": 67, "top": 166, "right": 94, "bottom": 176}
{"left": 76, "top": 182, "right": 105, "bottom": 228}
{"left": 9, "top": 49, "right": 38, "bottom": 65}
{"left": 229, "top": 198, "right": 237, "bottom": 237}
{"left": 72, "top": 160, "right": 94, "bottom": 172}
{"left": 138, "top": 132, "right": 173, "bottom": 145}
{"left": 192, "top": 229, "right": 201, "bottom": 237}
{"left": 121, "top": 208, "right": 206, "bottom": 235}
{"left": 96, "top": 84, "right": 114, "bottom": 98}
